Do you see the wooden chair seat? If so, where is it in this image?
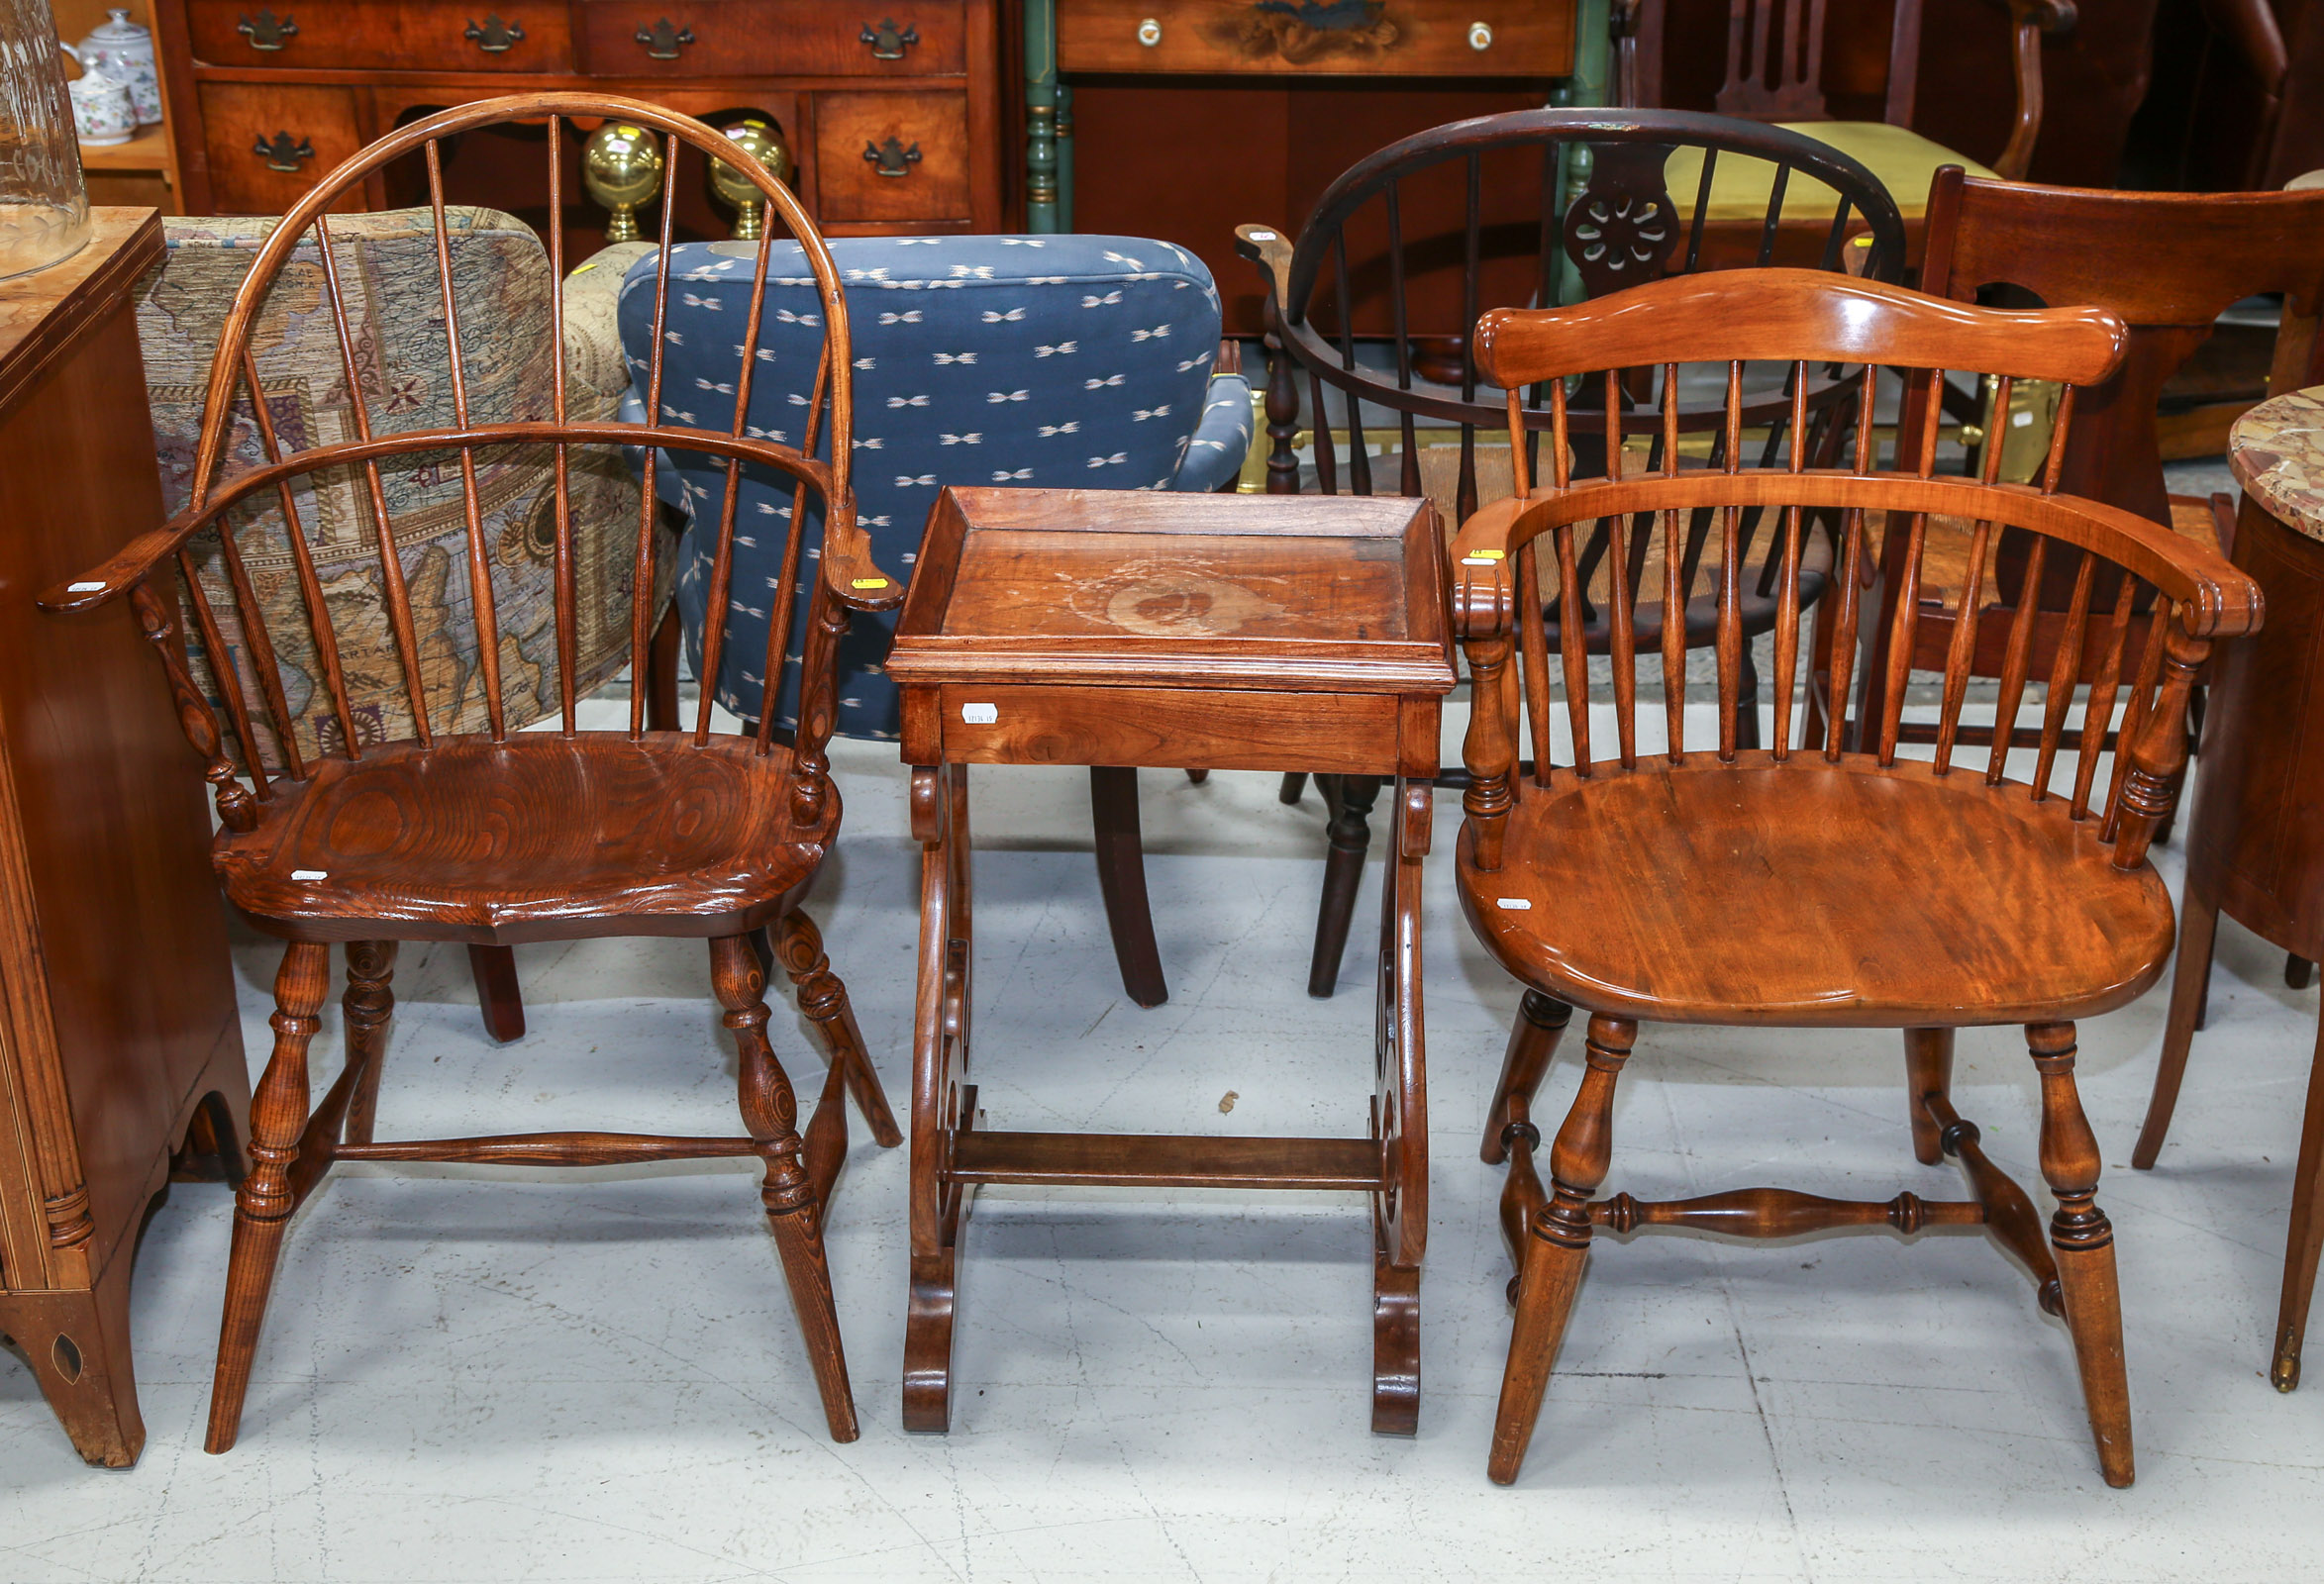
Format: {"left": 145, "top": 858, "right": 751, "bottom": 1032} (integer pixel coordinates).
{"left": 1459, "top": 758, "right": 2174, "bottom": 1029}
{"left": 1666, "top": 125, "right": 1995, "bottom": 226}
{"left": 213, "top": 735, "right": 828, "bottom": 943}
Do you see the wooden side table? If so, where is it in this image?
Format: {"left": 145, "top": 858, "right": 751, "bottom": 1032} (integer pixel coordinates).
{"left": 2137, "top": 385, "right": 2324, "bottom": 1391}
{"left": 0, "top": 209, "right": 250, "bottom": 1466}
{"left": 886, "top": 485, "right": 1455, "bottom": 1434}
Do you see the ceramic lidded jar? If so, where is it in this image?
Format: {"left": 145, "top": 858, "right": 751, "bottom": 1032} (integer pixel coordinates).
{"left": 0, "top": 0, "right": 91, "bottom": 279}
{"left": 75, "top": 8, "right": 159, "bottom": 126}
{"left": 59, "top": 45, "right": 137, "bottom": 146}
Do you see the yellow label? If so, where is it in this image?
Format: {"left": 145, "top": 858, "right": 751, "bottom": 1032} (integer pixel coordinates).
{"left": 851, "top": 577, "right": 887, "bottom": 589}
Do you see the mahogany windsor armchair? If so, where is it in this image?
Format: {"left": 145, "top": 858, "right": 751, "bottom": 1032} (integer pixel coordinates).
{"left": 37, "top": 95, "right": 903, "bottom": 1452}
{"left": 1238, "top": 107, "right": 1906, "bottom": 997}
{"left": 1450, "top": 269, "right": 2262, "bottom": 1489}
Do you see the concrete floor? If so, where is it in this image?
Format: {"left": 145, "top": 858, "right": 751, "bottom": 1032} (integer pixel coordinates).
{"left": 3, "top": 711, "right": 2322, "bottom": 1581}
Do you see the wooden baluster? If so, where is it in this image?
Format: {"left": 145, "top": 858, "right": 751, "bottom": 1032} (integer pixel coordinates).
{"left": 1984, "top": 537, "right": 2047, "bottom": 784}
{"left": 2028, "top": 1022, "right": 2134, "bottom": 1487}
{"left": 1309, "top": 370, "right": 1337, "bottom": 495}
{"left": 172, "top": 548, "right": 269, "bottom": 804}
{"left": 130, "top": 581, "right": 257, "bottom": 832}
{"left": 1756, "top": 164, "right": 1792, "bottom": 267}
{"left": 1462, "top": 617, "right": 1516, "bottom": 870}
{"left": 1932, "top": 374, "right": 2012, "bottom": 773}
{"left": 1817, "top": 194, "right": 1856, "bottom": 271}
{"left": 1518, "top": 534, "right": 1554, "bottom": 787}
{"left": 1661, "top": 364, "right": 1684, "bottom": 760}
{"left": 238, "top": 347, "right": 350, "bottom": 764}
{"left": 630, "top": 133, "right": 682, "bottom": 739}
{"left": 1554, "top": 521, "right": 1591, "bottom": 775}
{"left": 1682, "top": 148, "right": 1716, "bottom": 273}
{"left": 547, "top": 114, "right": 578, "bottom": 736}
{"left": 424, "top": 138, "right": 505, "bottom": 742}
{"left": 756, "top": 345, "right": 828, "bottom": 751}
{"left": 2070, "top": 576, "right": 2138, "bottom": 821}
{"left": 1333, "top": 236, "right": 1370, "bottom": 497}
{"left": 1716, "top": 361, "right": 1744, "bottom": 762}
{"left": 2032, "top": 551, "right": 2096, "bottom": 802}
{"left": 1457, "top": 150, "right": 1484, "bottom": 528}
{"left": 2101, "top": 602, "right": 2172, "bottom": 839}
{"left": 1769, "top": 361, "right": 1809, "bottom": 757}
{"left": 695, "top": 219, "right": 779, "bottom": 745}
{"left": 2108, "top": 622, "right": 2205, "bottom": 871}
{"left": 314, "top": 212, "right": 431, "bottom": 746}
{"left": 1875, "top": 366, "right": 1947, "bottom": 765}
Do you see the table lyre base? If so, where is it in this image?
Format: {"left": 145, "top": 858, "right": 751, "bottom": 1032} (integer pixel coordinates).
{"left": 903, "top": 764, "right": 1432, "bottom": 1434}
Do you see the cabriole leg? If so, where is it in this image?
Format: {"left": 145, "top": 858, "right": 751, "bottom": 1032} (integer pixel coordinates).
{"left": 205, "top": 940, "right": 330, "bottom": 1453}
{"left": 712, "top": 934, "right": 859, "bottom": 1442}
{"left": 1489, "top": 1014, "right": 1635, "bottom": 1486}
{"left": 2031, "top": 1022, "right": 2134, "bottom": 1488}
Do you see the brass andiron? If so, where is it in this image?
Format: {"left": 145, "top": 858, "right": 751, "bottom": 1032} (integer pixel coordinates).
{"left": 708, "top": 118, "right": 790, "bottom": 241}
{"left": 581, "top": 121, "right": 662, "bottom": 244}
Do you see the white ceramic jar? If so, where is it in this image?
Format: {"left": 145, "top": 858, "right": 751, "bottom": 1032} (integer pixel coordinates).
{"left": 58, "top": 45, "right": 137, "bottom": 147}
{"left": 74, "top": 9, "right": 159, "bottom": 127}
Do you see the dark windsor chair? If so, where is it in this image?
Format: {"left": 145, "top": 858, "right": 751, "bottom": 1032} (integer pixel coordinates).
{"left": 38, "top": 95, "right": 903, "bottom": 1452}
{"left": 1237, "top": 108, "right": 1906, "bottom": 997}
{"left": 1446, "top": 268, "right": 2262, "bottom": 1488}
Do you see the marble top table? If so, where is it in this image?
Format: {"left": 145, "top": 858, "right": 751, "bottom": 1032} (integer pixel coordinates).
{"left": 2230, "top": 386, "right": 2324, "bottom": 539}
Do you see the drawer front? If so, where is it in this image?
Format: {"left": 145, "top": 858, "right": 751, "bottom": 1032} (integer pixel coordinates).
{"left": 199, "top": 84, "right": 367, "bottom": 214}
{"left": 813, "top": 89, "right": 969, "bottom": 224}
{"left": 187, "top": 1, "right": 573, "bottom": 70}
{"left": 1057, "top": 0, "right": 1573, "bottom": 77}
{"left": 934, "top": 684, "right": 1400, "bottom": 772}
{"left": 574, "top": 0, "right": 966, "bottom": 75}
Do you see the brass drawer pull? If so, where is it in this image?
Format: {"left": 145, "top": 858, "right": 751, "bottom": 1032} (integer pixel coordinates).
{"left": 860, "top": 16, "right": 918, "bottom": 57}
{"left": 253, "top": 132, "right": 315, "bottom": 172}
{"left": 464, "top": 13, "right": 525, "bottom": 50}
{"left": 1467, "top": 20, "right": 1492, "bottom": 49}
{"left": 1136, "top": 16, "right": 1160, "bottom": 46}
{"left": 236, "top": 8, "right": 297, "bottom": 49}
{"left": 634, "top": 17, "right": 693, "bottom": 57}
{"left": 863, "top": 137, "right": 921, "bottom": 177}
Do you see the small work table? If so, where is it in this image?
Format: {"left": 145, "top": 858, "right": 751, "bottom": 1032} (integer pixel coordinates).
{"left": 885, "top": 485, "right": 1454, "bottom": 1434}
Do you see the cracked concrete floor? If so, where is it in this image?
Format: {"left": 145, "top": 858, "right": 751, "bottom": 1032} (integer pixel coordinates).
{"left": 3, "top": 705, "right": 2322, "bottom": 1582}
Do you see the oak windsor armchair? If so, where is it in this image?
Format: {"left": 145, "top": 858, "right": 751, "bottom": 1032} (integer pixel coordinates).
{"left": 1239, "top": 107, "right": 1907, "bottom": 997}
{"left": 1450, "top": 269, "right": 2262, "bottom": 1488}
{"left": 38, "top": 95, "right": 902, "bottom": 1452}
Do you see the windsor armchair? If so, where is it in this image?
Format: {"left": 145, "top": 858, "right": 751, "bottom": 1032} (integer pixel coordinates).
{"left": 1241, "top": 107, "right": 1906, "bottom": 997}
{"left": 1453, "top": 269, "right": 2262, "bottom": 1489}
{"left": 37, "top": 96, "right": 903, "bottom": 1452}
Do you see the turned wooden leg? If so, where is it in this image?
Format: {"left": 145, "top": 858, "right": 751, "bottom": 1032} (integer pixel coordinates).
{"left": 1088, "top": 765, "right": 1168, "bottom": 1008}
{"left": 2133, "top": 858, "right": 2222, "bottom": 1170}
{"left": 2030, "top": 1022, "right": 2134, "bottom": 1488}
{"left": 342, "top": 941, "right": 397, "bottom": 1148}
{"left": 1489, "top": 1014, "right": 1636, "bottom": 1486}
{"left": 1309, "top": 774, "right": 1382, "bottom": 999}
{"left": 206, "top": 940, "right": 331, "bottom": 1454}
{"left": 1904, "top": 1027, "right": 1954, "bottom": 1167}
{"left": 1483, "top": 991, "right": 1572, "bottom": 1165}
{"left": 711, "top": 935, "right": 859, "bottom": 1442}
{"left": 2272, "top": 1011, "right": 2324, "bottom": 1391}
{"left": 2291, "top": 955, "right": 2317, "bottom": 992}
{"left": 647, "top": 602, "right": 682, "bottom": 733}
{"left": 1278, "top": 771, "right": 1308, "bottom": 805}
{"left": 466, "top": 943, "right": 525, "bottom": 1043}
{"left": 773, "top": 908, "right": 905, "bottom": 1197}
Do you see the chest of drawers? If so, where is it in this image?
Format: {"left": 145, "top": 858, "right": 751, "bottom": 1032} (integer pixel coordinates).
{"left": 152, "top": 0, "right": 1002, "bottom": 235}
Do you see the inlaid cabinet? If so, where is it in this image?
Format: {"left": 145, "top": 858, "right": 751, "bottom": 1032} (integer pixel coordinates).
{"left": 152, "top": 0, "right": 1002, "bottom": 235}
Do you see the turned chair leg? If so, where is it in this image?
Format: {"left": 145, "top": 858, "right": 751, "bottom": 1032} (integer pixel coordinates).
{"left": 1278, "top": 771, "right": 1308, "bottom": 805}
{"left": 2291, "top": 955, "right": 2317, "bottom": 992}
{"left": 710, "top": 935, "right": 859, "bottom": 1442}
{"left": 342, "top": 941, "right": 397, "bottom": 1147}
{"left": 466, "top": 943, "right": 525, "bottom": 1043}
{"left": 771, "top": 909, "right": 905, "bottom": 1186}
{"left": 1482, "top": 991, "right": 1572, "bottom": 1164}
{"left": 2030, "top": 1022, "right": 2134, "bottom": 1488}
{"left": 1904, "top": 1027, "right": 1954, "bottom": 1167}
{"left": 2133, "top": 860, "right": 2222, "bottom": 1169}
{"left": 1489, "top": 1014, "right": 1636, "bottom": 1486}
{"left": 1309, "top": 774, "right": 1382, "bottom": 998}
{"left": 206, "top": 940, "right": 331, "bottom": 1454}
{"left": 1088, "top": 766, "right": 1168, "bottom": 1008}
{"left": 2272, "top": 1010, "right": 2324, "bottom": 1391}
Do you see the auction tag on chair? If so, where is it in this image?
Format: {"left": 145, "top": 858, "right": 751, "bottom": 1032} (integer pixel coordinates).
{"left": 960, "top": 702, "right": 998, "bottom": 725}
{"left": 1496, "top": 897, "right": 1532, "bottom": 910}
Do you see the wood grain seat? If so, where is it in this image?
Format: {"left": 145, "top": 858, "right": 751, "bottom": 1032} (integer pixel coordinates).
{"left": 1457, "top": 757, "right": 2174, "bottom": 1028}
{"left": 212, "top": 735, "right": 830, "bottom": 942}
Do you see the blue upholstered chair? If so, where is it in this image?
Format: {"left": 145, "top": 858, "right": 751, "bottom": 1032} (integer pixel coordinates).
{"left": 617, "top": 234, "right": 1254, "bottom": 1003}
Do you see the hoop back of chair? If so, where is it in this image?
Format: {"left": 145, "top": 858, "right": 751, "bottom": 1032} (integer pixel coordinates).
{"left": 1264, "top": 108, "right": 1907, "bottom": 526}
{"left": 1456, "top": 269, "right": 2260, "bottom": 878}
{"left": 48, "top": 95, "right": 893, "bottom": 839}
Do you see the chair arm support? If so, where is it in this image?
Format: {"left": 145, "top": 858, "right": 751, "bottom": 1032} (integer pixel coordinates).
{"left": 821, "top": 499, "right": 906, "bottom": 614}
{"left": 1234, "top": 224, "right": 1293, "bottom": 309}
{"left": 39, "top": 501, "right": 217, "bottom": 614}
{"left": 2110, "top": 628, "right": 2207, "bottom": 873}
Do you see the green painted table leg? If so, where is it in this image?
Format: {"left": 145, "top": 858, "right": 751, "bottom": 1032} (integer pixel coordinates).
{"left": 1024, "top": 0, "right": 1060, "bottom": 234}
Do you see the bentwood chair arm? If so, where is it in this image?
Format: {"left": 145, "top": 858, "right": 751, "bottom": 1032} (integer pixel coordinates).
{"left": 820, "top": 497, "right": 906, "bottom": 614}
{"left": 1233, "top": 223, "right": 1293, "bottom": 310}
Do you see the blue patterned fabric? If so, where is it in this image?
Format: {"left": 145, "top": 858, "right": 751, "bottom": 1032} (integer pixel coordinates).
{"left": 615, "top": 235, "right": 1255, "bottom": 740}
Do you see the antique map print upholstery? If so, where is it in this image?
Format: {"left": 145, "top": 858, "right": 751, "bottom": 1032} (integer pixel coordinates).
{"left": 139, "top": 209, "right": 667, "bottom": 770}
